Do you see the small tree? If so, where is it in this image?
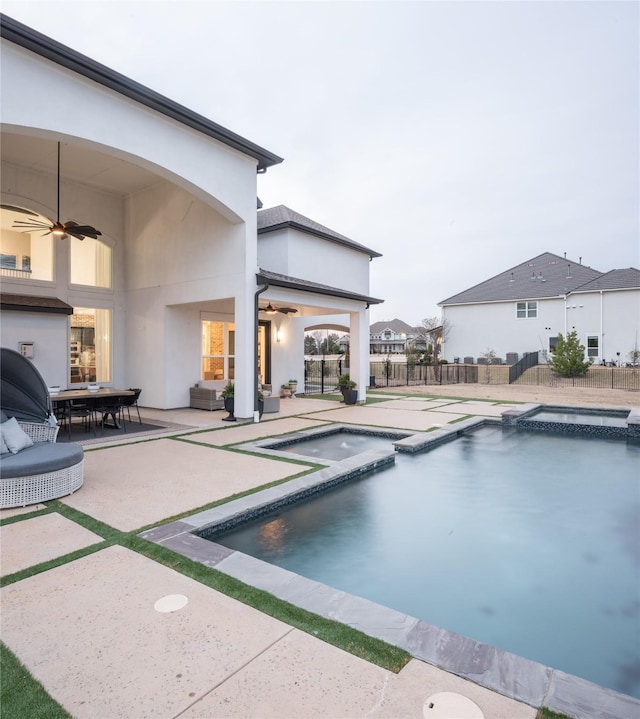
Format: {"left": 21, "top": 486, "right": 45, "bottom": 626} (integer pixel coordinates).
{"left": 548, "top": 331, "right": 592, "bottom": 377}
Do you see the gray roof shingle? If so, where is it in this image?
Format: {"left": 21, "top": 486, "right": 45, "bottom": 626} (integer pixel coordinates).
{"left": 439, "top": 252, "right": 603, "bottom": 305}
{"left": 258, "top": 205, "right": 382, "bottom": 258}
{"left": 572, "top": 267, "right": 640, "bottom": 292}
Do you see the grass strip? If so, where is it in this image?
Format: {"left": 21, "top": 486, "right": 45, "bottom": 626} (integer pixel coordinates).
{"left": 2, "top": 501, "right": 411, "bottom": 674}
{"left": 0, "top": 642, "right": 71, "bottom": 719}
{"left": 536, "top": 709, "right": 575, "bottom": 719}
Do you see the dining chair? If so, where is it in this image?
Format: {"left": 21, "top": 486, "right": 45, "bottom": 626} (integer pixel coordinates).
{"left": 93, "top": 395, "right": 126, "bottom": 434}
{"left": 121, "top": 388, "right": 142, "bottom": 424}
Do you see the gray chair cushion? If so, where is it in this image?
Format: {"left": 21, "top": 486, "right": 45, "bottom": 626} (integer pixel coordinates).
{"left": 0, "top": 442, "right": 84, "bottom": 479}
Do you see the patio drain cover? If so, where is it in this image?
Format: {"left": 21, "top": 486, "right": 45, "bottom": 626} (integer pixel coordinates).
{"left": 154, "top": 594, "right": 189, "bottom": 613}
{"left": 423, "top": 692, "right": 484, "bottom": 719}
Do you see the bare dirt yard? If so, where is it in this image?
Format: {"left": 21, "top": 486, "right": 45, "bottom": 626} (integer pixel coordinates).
{"left": 373, "top": 382, "right": 639, "bottom": 409}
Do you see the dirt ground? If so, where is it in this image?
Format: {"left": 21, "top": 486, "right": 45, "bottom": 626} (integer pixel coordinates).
{"left": 373, "top": 382, "right": 639, "bottom": 409}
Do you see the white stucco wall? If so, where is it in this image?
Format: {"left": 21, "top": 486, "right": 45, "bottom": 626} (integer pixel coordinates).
{"left": 2, "top": 38, "right": 261, "bottom": 412}
{"left": 442, "top": 289, "right": 640, "bottom": 364}
{"left": 442, "top": 298, "right": 566, "bottom": 362}
{"left": 258, "top": 228, "right": 371, "bottom": 295}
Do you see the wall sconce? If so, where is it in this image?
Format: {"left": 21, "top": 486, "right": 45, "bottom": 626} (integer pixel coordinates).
{"left": 276, "top": 329, "right": 282, "bottom": 343}
{"left": 19, "top": 342, "right": 34, "bottom": 358}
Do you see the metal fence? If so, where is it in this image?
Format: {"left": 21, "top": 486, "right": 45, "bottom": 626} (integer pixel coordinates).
{"left": 304, "top": 358, "right": 348, "bottom": 395}
{"left": 514, "top": 365, "right": 640, "bottom": 391}
{"left": 303, "top": 357, "right": 640, "bottom": 393}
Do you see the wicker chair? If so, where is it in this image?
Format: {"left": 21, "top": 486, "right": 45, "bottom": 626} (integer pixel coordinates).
{"left": 0, "top": 421, "right": 84, "bottom": 509}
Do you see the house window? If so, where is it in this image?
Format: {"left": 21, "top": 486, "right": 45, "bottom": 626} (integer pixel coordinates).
{"left": 587, "top": 335, "right": 599, "bottom": 358}
{"left": 202, "top": 321, "right": 235, "bottom": 381}
{"left": 0, "top": 207, "right": 53, "bottom": 281}
{"left": 69, "top": 308, "right": 111, "bottom": 384}
{"left": 516, "top": 301, "right": 537, "bottom": 318}
{"left": 549, "top": 336, "right": 559, "bottom": 353}
{"left": 70, "top": 237, "right": 112, "bottom": 288}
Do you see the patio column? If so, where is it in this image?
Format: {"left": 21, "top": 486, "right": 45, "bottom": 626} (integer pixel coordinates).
{"left": 350, "top": 307, "right": 369, "bottom": 403}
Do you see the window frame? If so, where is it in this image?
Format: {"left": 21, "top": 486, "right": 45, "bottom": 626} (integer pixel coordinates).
{"left": 516, "top": 301, "right": 538, "bottom": 319}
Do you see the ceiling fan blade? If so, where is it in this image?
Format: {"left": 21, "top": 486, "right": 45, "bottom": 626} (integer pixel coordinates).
{"left": 12, "top": 219, "right": 52, "bottom": 231}
{"left": 63, "top": 222, "right": 102, "bottom": 239}
{"left": 278, "top": 307, "right": 298, "bottom": 315}
{"left": 2, "top": 204, "right": 38, "bottom": 216}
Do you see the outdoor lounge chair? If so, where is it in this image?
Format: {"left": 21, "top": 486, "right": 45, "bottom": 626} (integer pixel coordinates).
{"left": 0, "top": 348, "right": 84, "bottom": 508}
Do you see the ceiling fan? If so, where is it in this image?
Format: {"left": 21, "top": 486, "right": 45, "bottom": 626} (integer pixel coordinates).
{"left": 11, "top": 142, "right": 102, "bottom": 241}
{"left": 260, "top": 302, "right": 298, "bottom": 315}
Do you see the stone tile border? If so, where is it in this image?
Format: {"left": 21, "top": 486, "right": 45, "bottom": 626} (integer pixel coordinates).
{"left": 139, "top": 418, "right": 640, "bottom": 719}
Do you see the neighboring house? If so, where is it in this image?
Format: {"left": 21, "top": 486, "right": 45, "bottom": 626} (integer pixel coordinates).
{"left": 369, "top": 319, "right": 436, "bottom": 356}
{"left": 0, "top": 16, "right": 382, "bottom": 418}
{"left": 369, "top": 319, "right": 415, "bottom": 354}
{"left": 439, "top": 252, "right": 640, "bottom": 365}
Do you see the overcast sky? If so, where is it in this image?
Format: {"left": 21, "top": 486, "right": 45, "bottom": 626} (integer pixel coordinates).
{"left": 3, "top": 0, "right": 638, "bottom": 325}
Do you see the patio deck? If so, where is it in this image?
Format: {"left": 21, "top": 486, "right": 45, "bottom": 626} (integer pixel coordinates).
{"left": 2, "top": 387, "right": 638, "bottom": 718}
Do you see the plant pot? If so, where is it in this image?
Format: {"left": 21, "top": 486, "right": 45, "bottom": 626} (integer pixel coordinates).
{"left": 222, "top": 397, "right": 236, "bottom": 421}
{"left": 281, "top": 389, "right": 291, "bottom": 398}
{"left": 258, "top": 399, "right": 264, "bottom": 418}
{"left": 289, "top": 382, "right": 298, "bottom": 396}
{"left": 343, "top": 389, "right": 358, "bottom": 405}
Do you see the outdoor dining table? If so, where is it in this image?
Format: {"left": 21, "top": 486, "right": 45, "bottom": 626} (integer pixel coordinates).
{"left": 51, "top": 389, "right": 135, "bottom": 432}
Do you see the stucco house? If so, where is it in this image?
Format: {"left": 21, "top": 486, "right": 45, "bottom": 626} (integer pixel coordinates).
{"left": 0, "top": 16, "right": 382, "bottom": 420}
{"left": 439, "top": 252, "right": 640, "bottom": 365}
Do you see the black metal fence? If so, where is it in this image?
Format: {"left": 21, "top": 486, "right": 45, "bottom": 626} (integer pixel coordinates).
{"left": 515, "top": 365, "right": 640, "bottom": 390}
{"left": 303, "top": 357, "right": 640, "bottom": 394}
{"left": 508, "top": 352, "right": 539, "bottom": 383}
{"left": 304, "top": 359, "right": 348, "bottom": 395}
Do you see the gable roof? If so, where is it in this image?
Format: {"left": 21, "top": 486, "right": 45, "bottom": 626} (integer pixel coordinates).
{"left": 370, "top": 319, "right": 414, "bottom": 334}
{"left": 0, "top": 14, "right": 283, "bottom": 172}
{"left": 571, "top": 267, "right": 640, "bottom": 292}
{"left": 257, "top": 269, "right": 383, "bottom": 306}
{"left": 258, "top": 205, "right": 382, "bottom": 259}
{"left": 439, "top": 252, "right": 602, "bottom": 306}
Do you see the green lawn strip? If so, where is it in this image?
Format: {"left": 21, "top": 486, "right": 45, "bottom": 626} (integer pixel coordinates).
{"left": 1, "top": 643, "right": 71, "bottom": 719}
{"left": 536, "top": 708, "right": 575, "bottom": 719}
{"left": 123, "top": 533, "right": 411, "bottom": 673}
{"left": 0, "top": 505, "right": 57, "bottom": 527}
{"left": 1, "top": 500, "right": 410, "bottom": 673}
{"left": 447, "top": 414, "right": 475, "bottom": 424}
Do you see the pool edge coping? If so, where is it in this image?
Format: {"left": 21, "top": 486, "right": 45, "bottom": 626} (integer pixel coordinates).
{"left": 139, "top": 415, "right": 640, "bottom": 719}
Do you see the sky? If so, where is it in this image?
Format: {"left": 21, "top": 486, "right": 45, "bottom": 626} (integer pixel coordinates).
{"left": 2, "top": 0, "right": 638, "bottom": 326}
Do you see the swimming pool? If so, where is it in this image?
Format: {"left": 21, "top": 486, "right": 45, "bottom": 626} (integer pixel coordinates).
{"left": 207, "top": 425, "right": 640, "bottom": 699}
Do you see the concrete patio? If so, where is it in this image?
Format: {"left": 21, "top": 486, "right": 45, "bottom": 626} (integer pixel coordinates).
{"left": 2, "top": 387, "right": 638, "bottom": 718}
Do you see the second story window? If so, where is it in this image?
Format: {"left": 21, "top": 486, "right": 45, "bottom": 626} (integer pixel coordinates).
{"left": 516, "top": 301, "right": 537, "bottom": 318}
{"left": 70, "top": 236, "right": 112, "bottom": 288}
{"left": 1, "top": 207, "right": 53, "bottom": 281}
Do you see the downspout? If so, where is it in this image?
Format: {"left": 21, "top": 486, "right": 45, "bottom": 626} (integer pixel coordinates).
{"left": 600, "top": 290, "right": 604, "bottom": 361}
{"left": 255, "top": 280, "right": 269, "bottom": 420}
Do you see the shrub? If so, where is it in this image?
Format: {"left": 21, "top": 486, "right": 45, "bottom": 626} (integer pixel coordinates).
{"left": 548, "top": 331, "right": 592, "bottom": 377}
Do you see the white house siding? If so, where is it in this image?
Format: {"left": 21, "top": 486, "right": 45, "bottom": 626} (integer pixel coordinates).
{"left": 442, "top": 298, "right": 567, "bottom": 363}
{"left": 567, "top": 288, "right": 640, "bottom": 364}
{"left": 257, "top": 228, "right": 371, "bottom": 296}
{"left": 2, "top": 37, "right": 260, "bottom": 414}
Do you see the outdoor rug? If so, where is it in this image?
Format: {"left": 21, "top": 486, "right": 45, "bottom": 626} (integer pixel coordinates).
{"left": 56, "top": 419, "right": 195, "bottom": 445}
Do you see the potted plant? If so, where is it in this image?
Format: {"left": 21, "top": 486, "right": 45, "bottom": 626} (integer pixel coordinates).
{"left": 288, "top": 379, "right": 298, "bottom": 396}
{"left": 281, "top": 383, "right": 291, "bottom": 398}
{"left": 221, "top": 381, "right": 235, "bottom": 421}
{"left": 337, "top": 374, "right": 357, "bottom": 404}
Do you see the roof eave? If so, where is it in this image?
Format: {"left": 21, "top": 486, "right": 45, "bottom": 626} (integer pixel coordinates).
{"left": 0, "top": 14, "right": 284, "bottom": 172}
{"left": 257, "top": 270, "right": 384, "bottom": 306}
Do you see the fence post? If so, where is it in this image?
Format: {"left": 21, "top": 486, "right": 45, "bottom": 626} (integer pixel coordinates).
{"left": 321, "top": 359, "right": 325, "bottom": 394}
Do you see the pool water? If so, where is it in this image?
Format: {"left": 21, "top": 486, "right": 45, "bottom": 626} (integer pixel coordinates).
{"left": 214, "top": 426, "right": 640, "bottom": 698}
{"left": 531, "top": 410, "right": 628, "bottom": 427}
{"left": 278, "top": 431, "right": 396, "bottom": 460}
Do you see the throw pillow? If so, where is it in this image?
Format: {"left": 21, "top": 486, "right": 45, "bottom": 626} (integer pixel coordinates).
{"left": 0, "top": 417, "right": 34, "bottom": 454}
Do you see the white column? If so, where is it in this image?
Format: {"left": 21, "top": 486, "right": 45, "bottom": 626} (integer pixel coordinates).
{"left": 350, "top": 307, "right": 369, "bottom": 403}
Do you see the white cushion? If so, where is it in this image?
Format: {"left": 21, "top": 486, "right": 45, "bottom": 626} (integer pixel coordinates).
{"left": 0, "top": 417, "right": 34, "bottom": 454}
